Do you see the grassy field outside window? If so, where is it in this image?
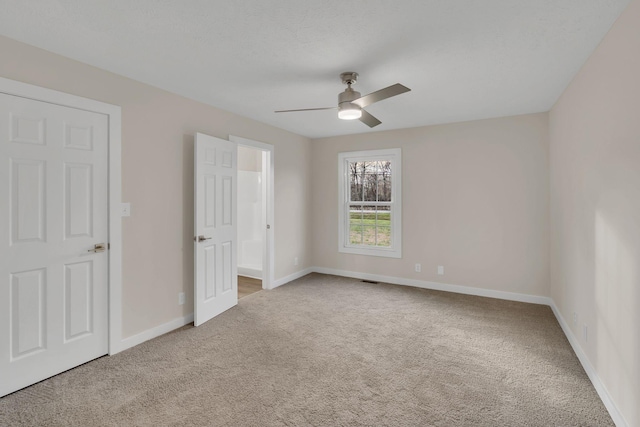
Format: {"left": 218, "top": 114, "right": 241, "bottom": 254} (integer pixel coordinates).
{"left": 349, "top": 210, "right": 391, "bottom": 246}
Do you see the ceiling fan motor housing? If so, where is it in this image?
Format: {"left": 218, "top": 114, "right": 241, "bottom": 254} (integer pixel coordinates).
{"left": 338, "top": 87, "right": 361, "bottom": 105}
{"left": 338, "top": 87, "right": 362, "bottom": 119}
{"left": 338, "top": 72, "right": 361, "bottom": 116}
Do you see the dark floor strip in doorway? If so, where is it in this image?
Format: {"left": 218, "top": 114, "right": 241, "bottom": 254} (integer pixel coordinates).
{"left": 238, "top": 276, "right": 262, "bottom": 299}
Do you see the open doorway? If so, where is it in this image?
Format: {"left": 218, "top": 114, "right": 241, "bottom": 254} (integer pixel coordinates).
{"left": 230, "top": 135, "right": 274, "bottom": 298}
{"left": 237, "top": 145, "right": 264, "bottom": 297}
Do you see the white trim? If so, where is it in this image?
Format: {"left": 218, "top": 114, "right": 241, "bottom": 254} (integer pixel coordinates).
{"left": 119, "top": 313, "right": 194, "bottom": 352}
{"left": 229, "top": 136, "right": 274, "bottom": 152}
{"left": 272, "top": 267, "right": 314, "bottom": 289}
{"left": 238, "top": 266, "right": 262, "bottom": 279}
{"left": 229, "top": 135, "right": 275, "bottom": 290}
{"left": 120, "top": 268, "right": 311, "bottom": 353}
{"left": 338, "top": 148, "right": 402, "bottom": 258}
{"left": 549, "top": 301, "right": 628, "bottom": 427}
{"left": 0, "top": 77, "right": 123, "bottom": 355}
{"left": 112, "top": 267, "right": 628, "bottom": 427}
{"left": 312, "top": 267, "right": 549, "bottom": 305}
{"left": 107, "top": 105, "right": 123, "bottom": 355}
{"left": 305, "top": 266, "right": 626, "bottom": 426}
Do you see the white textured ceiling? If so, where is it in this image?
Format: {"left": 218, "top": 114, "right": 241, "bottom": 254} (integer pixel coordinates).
{"left": 0, "top": 0, "right": 631, "bottom": 138}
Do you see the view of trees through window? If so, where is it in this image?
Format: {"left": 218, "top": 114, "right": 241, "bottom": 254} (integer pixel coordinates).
{"left": 348, "top": 160, "right": 392, "bottom": 246}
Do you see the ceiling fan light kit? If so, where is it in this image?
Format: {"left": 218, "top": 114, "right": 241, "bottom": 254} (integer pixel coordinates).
{"left": 338, "top": 104, "right": 362, "bottom": 120}
{"left": 275, "top": 71, "right": 410, "bottom": 128}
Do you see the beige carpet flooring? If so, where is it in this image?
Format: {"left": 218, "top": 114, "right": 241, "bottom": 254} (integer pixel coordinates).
{"left": 0, "top": 273, "right": 613, "bottom": 426}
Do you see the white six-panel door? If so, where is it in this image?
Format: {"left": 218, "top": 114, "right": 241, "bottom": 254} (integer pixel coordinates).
{"left": 0, "top": 93, "right": 109, "bottom": 396}
{"left": 194, "top": 133, "right": 238, "bottom": 327}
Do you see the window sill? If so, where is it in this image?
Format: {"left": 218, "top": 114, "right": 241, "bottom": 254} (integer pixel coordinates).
{"left": 339, "top": 245, "right": 401, "bottom": 259}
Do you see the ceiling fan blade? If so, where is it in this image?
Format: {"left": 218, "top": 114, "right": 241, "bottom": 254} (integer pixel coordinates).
{"left": 352, "top": 83, "right": 411, "bottom": 108}
{"left": 275, "top": 107, "right": 336, "bottom": 113}
{"left": 359, "top": 110, "right": 382, "bottom": 128}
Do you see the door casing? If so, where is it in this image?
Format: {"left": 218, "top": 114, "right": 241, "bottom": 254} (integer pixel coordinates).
{"left": 229, "top": 135, "right": 275, "bottom": 290}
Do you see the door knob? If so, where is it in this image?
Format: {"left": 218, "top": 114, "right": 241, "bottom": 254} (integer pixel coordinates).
{"left": 88, "top": 243, "right": 106, "bottom": 253}
{"left": 195, "top": 235, "right": 212, "bottom": 242}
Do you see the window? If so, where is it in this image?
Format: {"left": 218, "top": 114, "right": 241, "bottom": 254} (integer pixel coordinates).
{"left": 338, "top": 148, "right": 401, "bottom": 258}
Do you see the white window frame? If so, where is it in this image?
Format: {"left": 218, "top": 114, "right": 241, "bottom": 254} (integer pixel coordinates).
{"left": 338, "top": 148, "right": 402, "bottom": 258}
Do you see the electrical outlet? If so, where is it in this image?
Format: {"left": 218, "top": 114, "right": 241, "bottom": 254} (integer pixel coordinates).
{"left": 415, "top": 263, "right": 421, "bottom": 273}
{"left": 583, "top": 324, "right": 588, "bottom": 342}
{"left": 121, "top": 202, "right": 131, "bottom": 217}
{"left": 437, "top": 265, "right": 444, "bottom": 275}
{"left": 294, "top": 257, "right": 299, "bottom": 266}
{"left": 178, "top": 292, "right": 185, "bottom": 305}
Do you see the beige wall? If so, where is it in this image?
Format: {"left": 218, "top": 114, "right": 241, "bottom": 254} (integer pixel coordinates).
{"left": 311, "top": 113, "right": 550, "bottom": 296}
{"left": 3, "top": 6, "right": 638, "bottom": 420}
{"left": 0, "top": 36, "right": 312, "bottom": 339}
{"left": 549, "top": 1, "right": 640, "bottom": 425}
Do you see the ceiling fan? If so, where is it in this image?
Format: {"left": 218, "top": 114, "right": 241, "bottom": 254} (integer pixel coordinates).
{"left": 275, "top": 72, "right": 411, "bottom": 128}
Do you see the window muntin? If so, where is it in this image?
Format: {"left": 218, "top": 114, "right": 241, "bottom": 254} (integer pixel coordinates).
{"left": 348, "top": 160, "right": 392, "bottom": 202}
{"left": 338, "top": 149, "right": 401, "bottom": 258}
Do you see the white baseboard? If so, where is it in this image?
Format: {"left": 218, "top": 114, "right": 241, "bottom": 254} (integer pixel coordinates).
{"left": 116, "top": 267, "right": 315, "bottom": 353}
{"left": 238, "top": 266, "right": 262, "bottom": 279}
{"left": 119, "top": 313, "right": 194, "bottom": 353}
{"left": 549, "top": 302, "right": 628, "bottom": 427}
{"left": 312, "top": 266, "right": 550, "bottom": 305}
{"left": 271, "top": 267, "right": 314, "bottom": 289}
{"left": 111, "top": 268, "right": 627, "bottom": 426}
{"left": 309, "top": 266, "right": 627, "bottom": 427}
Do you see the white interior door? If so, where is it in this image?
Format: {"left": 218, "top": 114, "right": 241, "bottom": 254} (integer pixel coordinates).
{"left": 194, "top": 133, "right": 237, "bottom": 326}
{"left": 0, "top": 93, "right": 109, "bottom": 397}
